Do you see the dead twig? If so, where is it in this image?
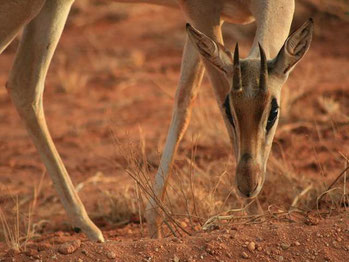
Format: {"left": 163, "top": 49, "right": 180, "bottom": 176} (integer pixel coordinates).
{"left": 317, "top": 166, "right": 349, "bottom": 205}
{"left": 291, "top": 184, "right": 313, "bottom": 208}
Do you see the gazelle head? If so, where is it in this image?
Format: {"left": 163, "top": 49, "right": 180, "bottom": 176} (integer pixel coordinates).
{"left": 187, "top": 19, "right": 313, "bottom": 198}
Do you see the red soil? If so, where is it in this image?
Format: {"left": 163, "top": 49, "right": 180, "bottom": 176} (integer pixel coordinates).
{"left": 0, "top": 2, "right": 348, "bottom": 261}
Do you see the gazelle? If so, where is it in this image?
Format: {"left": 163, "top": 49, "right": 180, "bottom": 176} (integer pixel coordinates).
{"left": 1, "top": 0, "right": 313, "bottom": 241}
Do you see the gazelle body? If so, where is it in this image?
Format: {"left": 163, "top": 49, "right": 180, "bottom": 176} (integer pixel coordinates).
{"left": 0, "top": 0, "right": 313, "bottom": 241}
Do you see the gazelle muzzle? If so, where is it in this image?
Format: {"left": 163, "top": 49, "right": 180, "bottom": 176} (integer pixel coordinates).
{"left": 236, "top": 153, "right": 264, "bottom": 198}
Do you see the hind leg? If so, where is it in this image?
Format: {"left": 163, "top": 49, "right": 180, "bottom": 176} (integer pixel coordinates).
{"left": 5, "top": 0, "right": 104, "bottom": 242}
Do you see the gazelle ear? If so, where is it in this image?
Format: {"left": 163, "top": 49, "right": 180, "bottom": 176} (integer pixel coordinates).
{"left": 270, "top": 18, "right": 313, "bottom": 76}
{"left": 186, "top": 23, "right": 233, "bottom": 75}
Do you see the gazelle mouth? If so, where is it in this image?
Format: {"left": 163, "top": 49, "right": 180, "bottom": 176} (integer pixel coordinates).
{"left": 237, "top": 183, "right": 259, "bottom": 198}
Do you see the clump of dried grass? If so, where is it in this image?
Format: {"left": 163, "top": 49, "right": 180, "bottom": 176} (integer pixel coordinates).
{"left": 106, "top": 121, "right": 240, "bottom": 237}
{"left": 0, "top": 172, "right": 45, "bottom": 251}
{"left": 317, "top": 161, "right": 349, "bottom": 212}
{"left": 111, "top": 128, "right": 191, "bottom": 237}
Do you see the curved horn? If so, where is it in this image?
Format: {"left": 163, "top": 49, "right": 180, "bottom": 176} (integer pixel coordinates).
{"left": 233, "top": 43, "right": 242, "bottom": 91}
{"left": 258, "top": 43, "right": 268, "bottom": 91}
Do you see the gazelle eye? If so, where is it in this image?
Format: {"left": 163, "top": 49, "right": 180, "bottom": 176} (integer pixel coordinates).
{"left": 266, "top": 98, "right": 279, "bottom": 133}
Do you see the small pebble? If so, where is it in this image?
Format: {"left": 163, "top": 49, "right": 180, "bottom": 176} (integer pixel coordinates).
{"left": 241, "top": 252, "right": 249, "bottom": 259}
{"left": 58, "top": 239, "right": 81, "bottom": 255}
{"left": 332, "top": 240, "right": 340, "bottom": 248}
{"left": 256, "top": 237, "right": 263, "bottom": 242}
{"left": 281, "top": 243, "right": 290, "bottom": 250}
{"left": 173, "top": 254, "right": 180, "bottom": 262}
{"left": 106, "top": 250, "right": 116, "bottom": 259}
{"left": 247, "top": 242, "right": 256, "bottom": 252}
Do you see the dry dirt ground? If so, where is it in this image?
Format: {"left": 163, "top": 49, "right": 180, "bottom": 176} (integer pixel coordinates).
{"left": 0, "top": 2, "right": 348, "bottom": 262}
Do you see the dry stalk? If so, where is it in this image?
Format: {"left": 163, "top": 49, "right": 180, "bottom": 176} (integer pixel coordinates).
{"left": 317, "top": 165, "right": 349, "bottom": 205}
{"left": 0, "top": 182, "right": 41, "bottom": 252}
{"left": 291, "top": 184, "right": 313, "bottom": 208}
{"left": 202, "top": 200, "right": 258, "bottom": 230}
{"left": 126, "top": 169, "right": 191, "bottom": 236}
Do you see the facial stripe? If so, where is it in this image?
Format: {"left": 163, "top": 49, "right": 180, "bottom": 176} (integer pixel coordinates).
{"left": 223, "top": 95, "right": 235, "bottom": 128}
{"left": 266, "top": 97, "right": 279, "bottom": 133}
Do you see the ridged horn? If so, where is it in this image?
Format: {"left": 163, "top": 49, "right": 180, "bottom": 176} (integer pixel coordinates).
{"left": 233, "top": 43, "right": 242, "bottom": 91}
{"left": 258, "top": 42, "right": 268, "bottom": 91}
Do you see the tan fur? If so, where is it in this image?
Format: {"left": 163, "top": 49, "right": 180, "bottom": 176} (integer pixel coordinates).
{"left": 0, "top": 0, "right": 312, "bottom": 240}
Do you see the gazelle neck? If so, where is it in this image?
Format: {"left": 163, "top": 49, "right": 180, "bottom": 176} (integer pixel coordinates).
{"left": 248, "top": 0, "right": 295, "bottom": 59}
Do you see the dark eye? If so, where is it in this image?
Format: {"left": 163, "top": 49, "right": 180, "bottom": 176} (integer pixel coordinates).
{"left": 266, "top": 98, "right": 279, "bottom": 133}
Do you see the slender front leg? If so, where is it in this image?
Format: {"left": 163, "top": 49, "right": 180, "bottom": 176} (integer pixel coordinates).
{"left": 6, "top": 0, "right": 104, "bottom": 242}
{"left": 146, "top": 1, "right": 227, "bottom": 237}
{"left": 145, "top": 37, "right": 204, "bottom": 237}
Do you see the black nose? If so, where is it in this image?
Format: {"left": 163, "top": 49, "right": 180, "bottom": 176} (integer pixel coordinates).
{"left": 237, "top": 183, "right": 258, "bottom": 198}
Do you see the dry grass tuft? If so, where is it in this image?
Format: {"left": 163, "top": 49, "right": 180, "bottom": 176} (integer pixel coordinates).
{"left": 0, "top": 172, "right": 45, "bottom": 251}
{"left": 317, "top": 163, "right": 349, "bottom": 212}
